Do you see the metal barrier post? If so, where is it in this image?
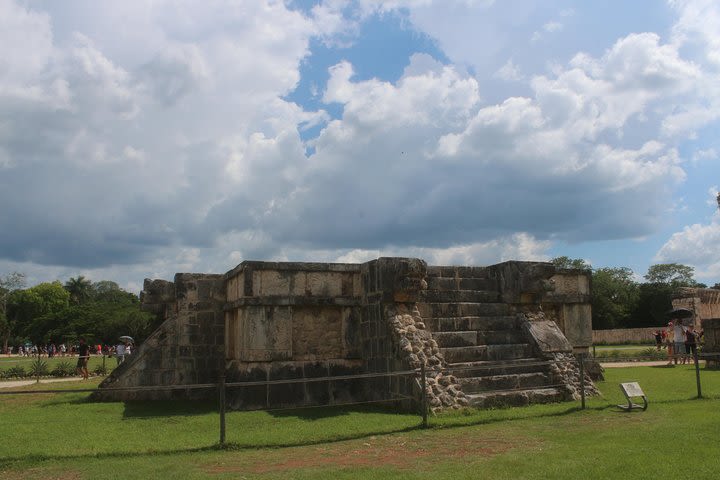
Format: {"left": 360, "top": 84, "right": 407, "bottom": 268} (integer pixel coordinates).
{"left": 420, "top": 363, "right": 428, "bottom": 428}
{"left": 694, "top": 350, "right": 702, "bottom": 399}
{"left": 102, "top": 354, "right": 106, "bottom": 374}
{"left": 579, "top": 354, "right": 586, "bottom": 410}
{"left": 219, "top": 374, "right": 226, "bottom": 445}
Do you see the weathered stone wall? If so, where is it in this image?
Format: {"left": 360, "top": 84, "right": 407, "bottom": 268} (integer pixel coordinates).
{"left": 673, "top": 288, "right": 720, "bottom": 328}
{"left": 224, "top": 261, "right": 365, "bottom": 409}
{"left": 592, "top": 327, "right": 659, "bottom": 345}
{"left": 542, "top": 269, "right": 592, "bottom": 352}
{"left": 94, "top": 273, "right": 225, "bottom": 401}
{"left": 701, "top": 318, "right": 720, "bottom": 367}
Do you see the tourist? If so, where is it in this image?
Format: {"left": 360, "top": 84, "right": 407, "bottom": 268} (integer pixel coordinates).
{"left": 665, "top": 322, "right": 675, "bottom": 366}
{"left": 653, "top": 330, "right": 663, "bottom": 351}
{"left": 76, "top": 337, "right": 90, "bottom": 380}
{"left": 684, "top": 324, "right": 699, "bottom": 361}
{"left": 673, "top": 318, "right": 687, "bottom": 365}
{"left": 115, "top": 342, "right": 125, "bottom": 365}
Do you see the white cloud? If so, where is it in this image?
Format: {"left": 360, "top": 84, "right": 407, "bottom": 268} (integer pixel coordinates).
{"left": 494, "top": 58, "right": 523, "bottom": 81}
{"left": 2, "top": 0, "right": 720, "bottom": 290}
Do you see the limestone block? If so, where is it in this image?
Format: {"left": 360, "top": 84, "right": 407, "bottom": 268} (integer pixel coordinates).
{"left": 257, "top": 270, "right": 291, "bottom": 296}
{"left": 561, "top": 304, "right": 592, "bottom": 348}
{"left": 289, "top": 272, "right": 307, "bottom": 296}
{"left": 307, "top": 272, "right": 343, "bottom": 297}
{"left": 292, "top": 306, "right": 343, "bottom": 360}
{"left": 522, "top": 319, "right": 572, "bottom": 353}
{"left": 239, "top": 306, "right": 292, "bottom": 361}
{"left": 352, "top": 273, "right": 363, "bottom": 297}
{"left": 551, "top": 273, "right": 590, "bottom": 295}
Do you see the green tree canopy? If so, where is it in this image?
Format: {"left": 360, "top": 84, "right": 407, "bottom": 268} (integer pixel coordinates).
{"left": 64, "top": 276, "right": 93, "bottom": 305}
{"left": 1, "top": 272, "right": 26, "bottom": 353}
{"left": 551, "top": 256, "right": 592, "bottom": 271}
{"left": 7, "top": 282, "right": 70, "bottom": 343}
{"left": 591, "top": 267, "right": 639, "bottom": 330}
{"left": 644, "top": 263, "right": 698, "bottom": 287}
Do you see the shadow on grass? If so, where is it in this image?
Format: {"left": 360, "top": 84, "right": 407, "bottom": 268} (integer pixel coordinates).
{"left": 122, "top": 399, "right": 219, "bottom": 418}
{"left": 266, "top": 403, "right": 400, "bottom": 420}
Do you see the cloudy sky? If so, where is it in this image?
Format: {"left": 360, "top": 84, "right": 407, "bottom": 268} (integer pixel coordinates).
{"left": 2, "top": 0, "right": 719, "bottom": 292}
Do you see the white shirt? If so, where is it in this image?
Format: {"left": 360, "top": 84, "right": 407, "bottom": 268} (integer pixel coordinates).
{"left": 116, "top": 344, "right": 125, "bottom": 356}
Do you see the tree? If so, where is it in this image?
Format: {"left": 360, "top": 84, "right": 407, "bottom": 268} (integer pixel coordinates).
{"left": 591, "top": 267, "right": 639, "bottom": 329}
{"left": 551, "top": 256, "right": 592, "bottom": 271}
{"left": 630, "top": 263, "right": 699, "bottom": 328}
{"left": 7, "top": 282, "right": 70, "bottom": 344}
{"left": 644, "top": 263, "right": 698, "bottom": 288}
{"left": 64, "top": 276, "right": 93, "bottom": 305}
{"left": 0, "top": 272, "right": 26, "bottom": 353}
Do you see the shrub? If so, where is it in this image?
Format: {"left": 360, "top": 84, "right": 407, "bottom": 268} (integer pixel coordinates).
{"left": 51, "top": 361, "right": 75, "bottom": 377}
{"left": 6, "top": 365, "right": 27, "bottom": 378}
{"left": 28, "top": 359, "right": 49, "bottom": 377}
{"left": 93, "top": 364, "right": 108, "bottom": 376}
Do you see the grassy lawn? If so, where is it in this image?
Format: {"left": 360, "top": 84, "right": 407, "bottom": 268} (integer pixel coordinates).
{"left": 0, "top": 354, "right": 116, "bottom": 377}
{"left": 1, "top": 365, "right": 719, "bottom": 479}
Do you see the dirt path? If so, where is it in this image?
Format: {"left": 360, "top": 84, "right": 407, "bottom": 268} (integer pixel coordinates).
{"left": 601, "top": 360, "right": 703, "bottom": 368}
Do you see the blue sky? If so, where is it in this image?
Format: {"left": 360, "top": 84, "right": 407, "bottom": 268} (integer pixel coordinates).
{"left": 1, "top": 0, "right": 719, "bottom": 291}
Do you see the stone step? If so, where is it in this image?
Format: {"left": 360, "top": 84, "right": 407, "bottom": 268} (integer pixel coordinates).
{"left": 440, "top": 343, "right": 533, "bottom": 363}
{"left": 418, "top": 302, "right": 510, "bottom": 319}
{"left": 426, "top": 276, "right": 497, "bottom": 292}
{"left": 433, "top": 330, "right": 526, "bottom": 348}
{"left": 427, "top": 266, "right": 490, "bottom": 279}
{"left": 420, "top": 289, "right": 500, "bottom": 303}
{"left": 458, "top": 372, "right": 551, "bottom": 394}
{"left": 447, "top": 358, "right": 550, "bottom": 378}
{"left": 465, "top": 387, "right": 566, "bottom": 409}
{"left": 428, "top": 316, "right": 518, "bottom": 332}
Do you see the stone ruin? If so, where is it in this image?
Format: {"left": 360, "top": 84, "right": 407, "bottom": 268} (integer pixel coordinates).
{"left": 673, "top": 287, "right": 720, "bottom": 367}
{"left": 95, "top": 258, "right": 597, "bottom": 410}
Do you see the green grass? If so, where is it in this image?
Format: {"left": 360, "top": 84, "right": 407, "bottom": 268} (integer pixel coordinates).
{"left": 0, "top": 354, "right": 116, "bottom": 377}
{"left": 1, "top": 366, "right": 720, "bottom": 479}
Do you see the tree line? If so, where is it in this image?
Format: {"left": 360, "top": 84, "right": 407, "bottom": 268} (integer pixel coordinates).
{"left": 552, "top": 257, "right": 716, "bottom": 330}
{"left": 0, "top": 273, "right": 157, "bottom": 353}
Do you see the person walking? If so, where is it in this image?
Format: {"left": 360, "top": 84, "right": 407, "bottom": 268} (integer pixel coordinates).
{"left": 115, "top": 342, "right": 125, "bottom": 365}
{"left": 76, "top": 338, "right": 90, "bottom": 380}
{"left": 665, "top": 321, "right": 675, "bottom": 366}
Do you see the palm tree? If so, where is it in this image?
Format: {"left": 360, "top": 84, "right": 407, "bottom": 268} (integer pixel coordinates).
{"left": 64, "top": 276, "right": 93, "bottom": 305}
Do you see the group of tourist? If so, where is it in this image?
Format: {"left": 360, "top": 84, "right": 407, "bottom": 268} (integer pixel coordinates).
{"left": 12, "top": 343, "right": 68, "bottom": 357}
{"left": 653, "top": 319, "right": 703, "bottom": 365}
{"left": 8, "top": 339, "right": 134, "bottom": 381}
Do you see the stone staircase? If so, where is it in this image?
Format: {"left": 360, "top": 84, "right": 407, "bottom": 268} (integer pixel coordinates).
{"left": 419, "top": 266, "right": 567, "bottom": 408}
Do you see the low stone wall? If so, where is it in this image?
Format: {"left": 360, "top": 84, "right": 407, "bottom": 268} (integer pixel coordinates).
{"left": 592, "top": 327, "right": 658, "bottom": 345}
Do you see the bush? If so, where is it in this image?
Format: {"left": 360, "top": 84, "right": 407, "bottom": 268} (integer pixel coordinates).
{"left": 51, "top": 361, "right": 75, "bottom": 377}
{"left": 28, "top": 359, "right": 49, "bottom": 377}
{"left": 6, "top": 365, "right": 26, "bottom": 378}
{"left": 93, "top": 364, "right": 108, "bottom": 376}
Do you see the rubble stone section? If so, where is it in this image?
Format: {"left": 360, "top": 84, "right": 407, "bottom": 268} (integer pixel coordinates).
{"left": 385, "top": 304, "right": 468, "bottom": 411}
